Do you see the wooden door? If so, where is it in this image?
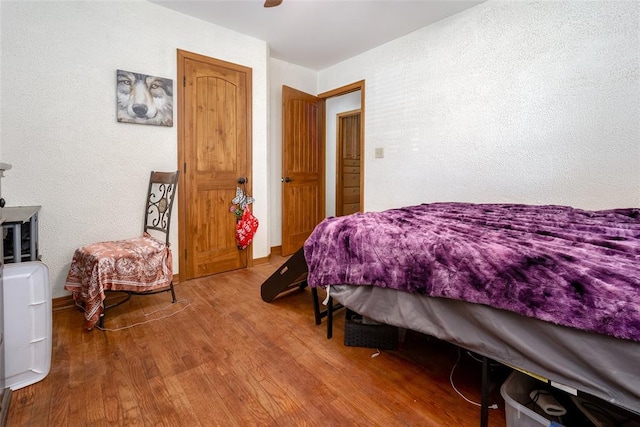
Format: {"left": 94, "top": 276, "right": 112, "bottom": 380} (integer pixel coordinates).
{"left": 281, "top": 86, "right": 324, "bottom": 256}
{"left": 336, "top": 110, "right": 361, "bottom": 216}
{"left": 178, "top": 50, "right": 252, "bottom": 280}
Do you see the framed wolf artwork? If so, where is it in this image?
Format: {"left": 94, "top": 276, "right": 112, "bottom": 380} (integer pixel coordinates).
{"left": 116, "top": 69, "right": 173, "bottom": 127}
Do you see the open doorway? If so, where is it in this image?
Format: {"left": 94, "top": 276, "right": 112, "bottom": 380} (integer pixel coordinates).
{"left": 319, "top": 81, "right": 365, "bottom": 218}
{"left": 324, "top": 92, "right": 361, "bottom": 217}
{"left": 335, "top": 108, "right": 361, "bottom": 216}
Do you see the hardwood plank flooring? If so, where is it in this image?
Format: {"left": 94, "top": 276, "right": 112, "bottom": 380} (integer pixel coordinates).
{"left": 7, "top": 256, "right": 508, "bottom": 426}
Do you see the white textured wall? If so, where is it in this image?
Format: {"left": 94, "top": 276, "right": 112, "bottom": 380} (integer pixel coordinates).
{"left": 319, "top": 1, "right": 640, "bottom": 212}
{"left": 0, "top": 0, "right": 269, "bottom": 298}
{"left": 3, "top": 1, "right": 639, "bottom": 299}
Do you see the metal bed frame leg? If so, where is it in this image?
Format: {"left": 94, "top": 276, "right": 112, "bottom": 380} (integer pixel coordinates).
{"left": 480, "top": 355, "right": 489, "bottom": 427}
{"left": 311, "top": 288, "right": 342, "bottom": 339}
{"left": 327, "top": 296, "right": 334, "bottom": 339}
{"left": 314, "top": 284, "right": 492, "bottom": 425}
{"left": 312, "top": 287, "right": 322, "bottom": 325}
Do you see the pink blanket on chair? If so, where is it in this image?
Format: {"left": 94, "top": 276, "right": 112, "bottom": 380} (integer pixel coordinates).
{"left": 64, "top": 233, "right": 173, "bottom": 329}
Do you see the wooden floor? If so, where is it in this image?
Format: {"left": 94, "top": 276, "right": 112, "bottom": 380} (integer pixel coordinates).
{"left": 7, "top": 256, "right": 508, "bottom": 426}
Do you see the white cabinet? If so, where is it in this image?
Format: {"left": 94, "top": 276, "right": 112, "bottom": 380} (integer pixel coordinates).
{"left": 0, "top": 162, "right": 12, "bottom": 426}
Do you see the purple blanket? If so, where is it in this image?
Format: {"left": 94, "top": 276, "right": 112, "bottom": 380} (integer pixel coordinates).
{"left": 303, "top": 203, "right": 640, "bottom": 342}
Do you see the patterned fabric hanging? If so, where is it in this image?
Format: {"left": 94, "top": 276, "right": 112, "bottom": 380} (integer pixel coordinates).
{"left": 230, "top": 186, "right": 258, "bottom": 250}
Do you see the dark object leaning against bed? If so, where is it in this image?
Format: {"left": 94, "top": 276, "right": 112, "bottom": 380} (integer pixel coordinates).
{"left": 303, "top": 202, "right": 640, "bottom": 414}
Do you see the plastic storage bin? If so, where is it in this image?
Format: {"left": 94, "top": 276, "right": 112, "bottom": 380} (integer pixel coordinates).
{"left": 2, "top": 261, "right": 51, "bottom": 390}
{"left": 501, "top": 371, "right": 553, "bottom": 427}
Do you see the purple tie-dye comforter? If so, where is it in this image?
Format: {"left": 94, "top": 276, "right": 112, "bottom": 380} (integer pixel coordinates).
{"left": 303, "top": 203, "right": 640, "bottom": 342}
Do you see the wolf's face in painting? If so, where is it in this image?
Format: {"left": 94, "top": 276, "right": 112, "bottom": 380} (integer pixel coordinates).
{"left": 117, "top": 70, "right": 173, "bottom": 126}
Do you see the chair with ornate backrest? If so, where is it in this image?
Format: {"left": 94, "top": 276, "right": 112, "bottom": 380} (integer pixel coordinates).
{"left": 65, "top": 171, "right": 179, "bottom": 330}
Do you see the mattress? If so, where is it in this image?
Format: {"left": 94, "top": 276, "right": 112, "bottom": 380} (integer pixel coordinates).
{"left": 304, "top": 203, "right": 640, "bottom": 342}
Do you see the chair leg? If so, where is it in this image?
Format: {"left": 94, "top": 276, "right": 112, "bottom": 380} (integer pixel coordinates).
{"left": 98, "top": 300, "right": 106, "bottom": 329}
{"left": 169, "top": 283, "right": 177, "bottom": 303}
{"left": 96, "top": 285, "right": 175, "bottom": 330}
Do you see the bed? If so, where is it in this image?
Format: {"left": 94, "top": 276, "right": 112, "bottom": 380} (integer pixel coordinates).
{"left": 302, "top": 202, "right": 640, "bottom": 419}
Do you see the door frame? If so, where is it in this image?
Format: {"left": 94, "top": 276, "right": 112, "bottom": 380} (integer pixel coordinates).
{"left": 318, "top": 80, "right": 365, "bottom": 213}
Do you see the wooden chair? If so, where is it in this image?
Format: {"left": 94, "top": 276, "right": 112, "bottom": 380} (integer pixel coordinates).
{"left": 65, "top": 171, "right": 179, "bottom": 330}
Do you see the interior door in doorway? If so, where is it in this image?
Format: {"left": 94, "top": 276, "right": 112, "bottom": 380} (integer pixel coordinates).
{"left": 336, "top": 110, "right": 361, "bottom": 216}
{"left": 178, "top": 50, "right": 252, "bottom": 280}
{"left": 281, "top": 85, "right": 325, "bottom": 256}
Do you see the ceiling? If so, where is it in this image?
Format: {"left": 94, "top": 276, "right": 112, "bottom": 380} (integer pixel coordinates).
{"left": 149, "top": 0, "right": 484, "bottom": 70}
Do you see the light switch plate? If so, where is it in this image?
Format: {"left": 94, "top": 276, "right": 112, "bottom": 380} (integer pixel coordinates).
{"left": 375, "top": 147, "right": 384, "bottom": 158}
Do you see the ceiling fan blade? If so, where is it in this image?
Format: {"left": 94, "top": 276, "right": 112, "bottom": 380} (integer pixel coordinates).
{"left": 264, "top": 0, "right": 283, "bottom": 7}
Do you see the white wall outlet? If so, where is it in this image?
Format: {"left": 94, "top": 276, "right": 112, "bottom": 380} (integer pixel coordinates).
{"left": 375, "top": 147, "right": 384, "bottom": 158}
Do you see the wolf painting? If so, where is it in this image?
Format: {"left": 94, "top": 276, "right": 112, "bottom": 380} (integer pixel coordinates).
{"left": 117, "top": 70, "right": 173, "bottom": 127}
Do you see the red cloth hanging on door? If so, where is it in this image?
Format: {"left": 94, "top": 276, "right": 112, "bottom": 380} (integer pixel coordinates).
{"left": 235, "top": 208, "right": 259, "bottom": 250}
